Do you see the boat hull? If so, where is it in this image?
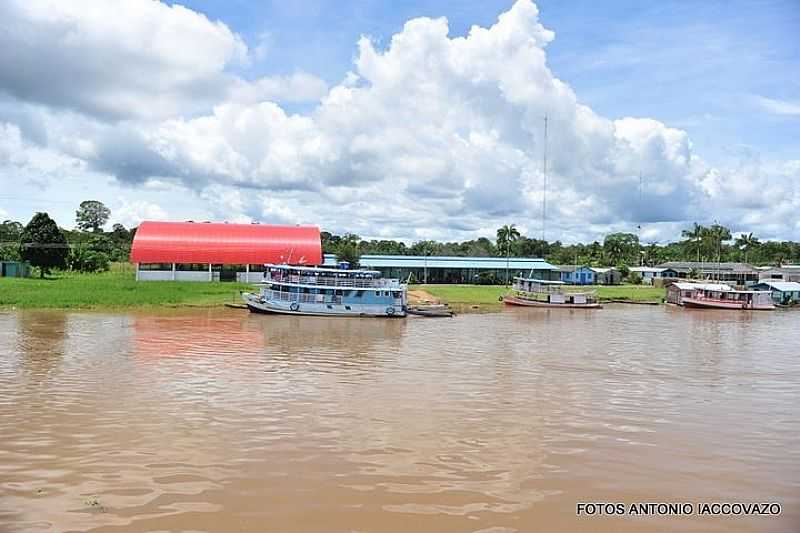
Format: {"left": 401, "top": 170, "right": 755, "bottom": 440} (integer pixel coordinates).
{"left": 682, "top": 297, "right": 774, "bottom": 310}
{"left": 502, "top": 295, "right": 602, "bottom": 309}
{"left": 242, "top": 292, "right": 406, "bottom": 317}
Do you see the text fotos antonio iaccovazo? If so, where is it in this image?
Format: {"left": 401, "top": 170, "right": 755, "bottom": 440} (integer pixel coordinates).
{"left": 576, "top": 502, "right": 782, "bottom": 517}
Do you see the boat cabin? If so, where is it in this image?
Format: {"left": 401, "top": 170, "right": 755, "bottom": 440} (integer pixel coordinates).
{"left": 260, "top": 264, "right": 405, "bottom": 307}
{"left": 512, "top": 277, "right": 598, "bottom": 305}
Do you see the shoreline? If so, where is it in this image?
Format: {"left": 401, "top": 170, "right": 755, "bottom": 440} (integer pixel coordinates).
{"left": 1, "top": 272, "right": 666, "bottom": 311}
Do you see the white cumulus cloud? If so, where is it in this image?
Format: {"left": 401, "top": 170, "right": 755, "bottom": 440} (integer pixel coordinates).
{"left": 0, "top": 0, "right": 796, "bottom": 242}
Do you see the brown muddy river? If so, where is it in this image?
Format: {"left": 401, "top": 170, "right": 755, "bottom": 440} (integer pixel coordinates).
{"left": 0, "top": 306, "right": 797, "bottom": 532}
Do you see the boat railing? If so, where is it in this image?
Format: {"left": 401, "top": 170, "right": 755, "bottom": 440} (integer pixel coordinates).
{"left": 264, "top": 273, "right": 401, "bottom": 289}
{"left": 512, "top": 282, "right": 597, "bottom": 296}
{"left": 261, "top": 289, "right": 336, "bottom": 304}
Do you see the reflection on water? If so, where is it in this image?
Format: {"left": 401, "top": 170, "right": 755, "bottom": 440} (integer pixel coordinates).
{"left": 0, "top": 306, "right": 798, "bottom": 532}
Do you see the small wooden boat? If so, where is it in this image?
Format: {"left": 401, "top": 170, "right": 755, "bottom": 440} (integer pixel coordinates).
{"left": 502, "top": 277, "right": 602, "bottom": 309}
{"left": 502, "top": 295, "right": 602, "bottom": 309}
{"left": 407, "top": 304, "right": 454, "bottom": 317}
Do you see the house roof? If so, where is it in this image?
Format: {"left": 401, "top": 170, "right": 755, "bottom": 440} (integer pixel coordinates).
{"left": 753, "top": 281, "right": 800, "bottom": 292}
{"left": 629, "top": 267, "right": 666, "bottom": 273}
{"left": 555, "top": 264, "right": 590, "bottom": 272}
{"left": 657, "top": 261, "right": 757, "bottom": 273}
{"left": 130, "top": 221, "right": 322, "bottom": 265}
{"left": 324, "top": 254, "right": 556, "bottom": 270}
{"left": 590, "top": 267, "right": 617, "bottom": 273}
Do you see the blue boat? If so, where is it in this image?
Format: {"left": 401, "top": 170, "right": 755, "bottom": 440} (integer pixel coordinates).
{"left": 242, "top": 263, "right": 407, "bottom": 317}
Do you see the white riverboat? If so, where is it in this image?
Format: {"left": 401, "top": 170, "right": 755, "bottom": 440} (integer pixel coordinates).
{"left": 502, "top": 277, "right": 602, "bottom": 309}
{"left": 242, "top": 263, "right": 407, "bottom": 317}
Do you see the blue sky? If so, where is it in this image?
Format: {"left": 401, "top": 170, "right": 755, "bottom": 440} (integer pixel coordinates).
{"left": 178, "top": 0, "right": 800, "bottom": 163}
{"left": 0, "top": 0, "right": 798, "bottom": 242}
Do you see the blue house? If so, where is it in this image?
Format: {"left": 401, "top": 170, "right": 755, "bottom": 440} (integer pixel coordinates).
{"left": 751, "top": 280, "right": 800, "bottom": 305}
{"left": 557, "top": 265, "right": 595, "bottom": 285}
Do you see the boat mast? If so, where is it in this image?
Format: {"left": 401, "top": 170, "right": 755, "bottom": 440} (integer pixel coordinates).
{"left": 542, "top": 115, "right": 548, "bottom": 243}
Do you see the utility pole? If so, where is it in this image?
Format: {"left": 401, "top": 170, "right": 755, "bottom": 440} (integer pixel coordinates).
{"left": 542, "top": 115, "right": 548, "bottom": 242}
{"left": 638, "top": 171, "right": 643, "bottom": 266}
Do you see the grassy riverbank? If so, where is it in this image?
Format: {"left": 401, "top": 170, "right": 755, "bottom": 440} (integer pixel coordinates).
{"left": 411, "top": 284, "right": 665, "bottom": 306}
{"left": 0, "top": 267, "right": 249, "bottom": 310}
{"left": 1, "top": 267, "right": 664, "bottom": 311}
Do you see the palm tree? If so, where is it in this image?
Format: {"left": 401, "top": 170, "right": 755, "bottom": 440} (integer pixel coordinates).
{"left": 705, "top": 224, "right": 731, "bottom": 280}
{"left": 496, "top": 224, "right": 521, "bottom": 285}
{"left": 681, "top": 223, "right": 704, "bottom": 262}
{"left": 735, "top": 232, "right": 759, "bottom": 264}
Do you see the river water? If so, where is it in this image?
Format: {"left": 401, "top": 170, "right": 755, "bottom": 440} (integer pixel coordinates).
{"left": 0, "top": 306, "right": 797, "bottom": 532}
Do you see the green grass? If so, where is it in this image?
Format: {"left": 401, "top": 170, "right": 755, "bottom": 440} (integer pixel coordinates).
{"left": 0, "top": 265, "right": 251, "bottom": 309}
{"left": 412, "top": 283, "right": 665, "bottom": 305}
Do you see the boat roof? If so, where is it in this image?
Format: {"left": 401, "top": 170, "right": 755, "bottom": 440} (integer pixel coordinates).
{"left": 266, "top": 263, "right": 381, "bottom": 275}
{"left": 671, "top": 282, "right": 733, "bottom": 291}
{"left": 514, "top": 277, "right": 565, "bottom": 285}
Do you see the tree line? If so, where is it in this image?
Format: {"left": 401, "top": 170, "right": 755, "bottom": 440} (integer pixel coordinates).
{"left": 2, "top": 204, "right": 798, "bottom": 279}
{"left": 323, "top": 224, "right": 800, "bottom": 268}
{"left": 0, "top": 201, "right": 135, "bottom": 277}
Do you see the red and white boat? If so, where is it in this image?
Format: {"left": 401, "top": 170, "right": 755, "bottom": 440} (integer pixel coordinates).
{"left": 667, "top": 282, "right": 775, "bottom": 310}
{"left": 502, "top": 277, "right": 602, "bottom": 309}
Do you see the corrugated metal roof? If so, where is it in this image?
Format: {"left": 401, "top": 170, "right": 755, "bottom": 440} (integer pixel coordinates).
{"left": 753, "top": 281, "right": 800, "bottom": 292}
{"left": 630, "top": 267, "right": 666, "bottom": 273}
{"left": 324, "top": 254, "right": 556, "bottom": 270}
{"left": 555, "top": 264, "right": 591, "bottom": 272}
{"left": 130, "top": 221, "right": 322, "bottom": 265}
{"left": 657, "top": 261, "right": 757, "bottom": 273}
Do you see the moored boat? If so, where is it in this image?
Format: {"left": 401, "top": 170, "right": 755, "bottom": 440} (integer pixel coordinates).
{"left": 502, "top": 277, "right": 602, "bottom": 309}
{"left": 407, "top": 304, "right": 455, "bottom": 317}
{"left": 666, "top": 282, "right": 775, "bottom": 310}
{"left": 242, "top": 263, "right": 407, "bottom": 317}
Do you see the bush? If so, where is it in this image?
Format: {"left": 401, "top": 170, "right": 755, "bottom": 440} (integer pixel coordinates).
{"left": 0, "top": 243, "right": 21, "bottom": 261}
{"left": 68, "top": 248, "right": 110, "bottom": 273}
{"left": 628, "top": 272, "right": 643, "bottom": 285}
{"left": 474, "top": 271, "right": 501, "bottom": 285}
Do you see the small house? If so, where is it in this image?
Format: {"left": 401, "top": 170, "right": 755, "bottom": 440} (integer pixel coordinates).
{"left": 557, "top": 265, "right": 595, "bottom": 285}
{"left": 751, "top": 280, "right": 800, "bottom": 305}
{"left": 758, "top": 266, "right": 800, "bottom": 283}
{"left": 629, "top": 266, "right": 670, "bottom": 285}
{"left": 0, "top": 261, "right": 30, "bottom": 278}
{"left": 590, "top": 267, "right": 622, "bottom": 285}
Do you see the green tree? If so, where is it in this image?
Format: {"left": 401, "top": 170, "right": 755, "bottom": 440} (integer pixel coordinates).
{"left": 681, "top": 223, "right": 705, "bottom": 262}
{"left": 705, "top": 224, "right": 731, "bottom": 276}
{"left": 334, "top": 233, "right": 361, "bottom": 267}
{"left": 603, "top": 233, "right": 638, "bottom": 266}
{"left": 734, "top": 232, "right": 759, "bottom": 264}
{"left": 0, "top": 219, "right": 24, "bottom": 242}
{"left": 75, "top": 200, "right": 111, "bottom": 233}
{"left": 19, "top": 213, "right": 68, "bottom": 278}
{"left": 0, "top": 220, "right": 24, "bottom": 261}
{"left": 496, "top": 224, "right": 520, "bottom": 284}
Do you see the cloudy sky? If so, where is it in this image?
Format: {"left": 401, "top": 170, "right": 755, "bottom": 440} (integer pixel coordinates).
{"left": 0, "top": 0, "right": 798, "bottom": 243}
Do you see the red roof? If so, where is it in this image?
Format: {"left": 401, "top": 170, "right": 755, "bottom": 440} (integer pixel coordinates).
{"left": 130, "top": 221, "right": 322, "bottom": 265}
